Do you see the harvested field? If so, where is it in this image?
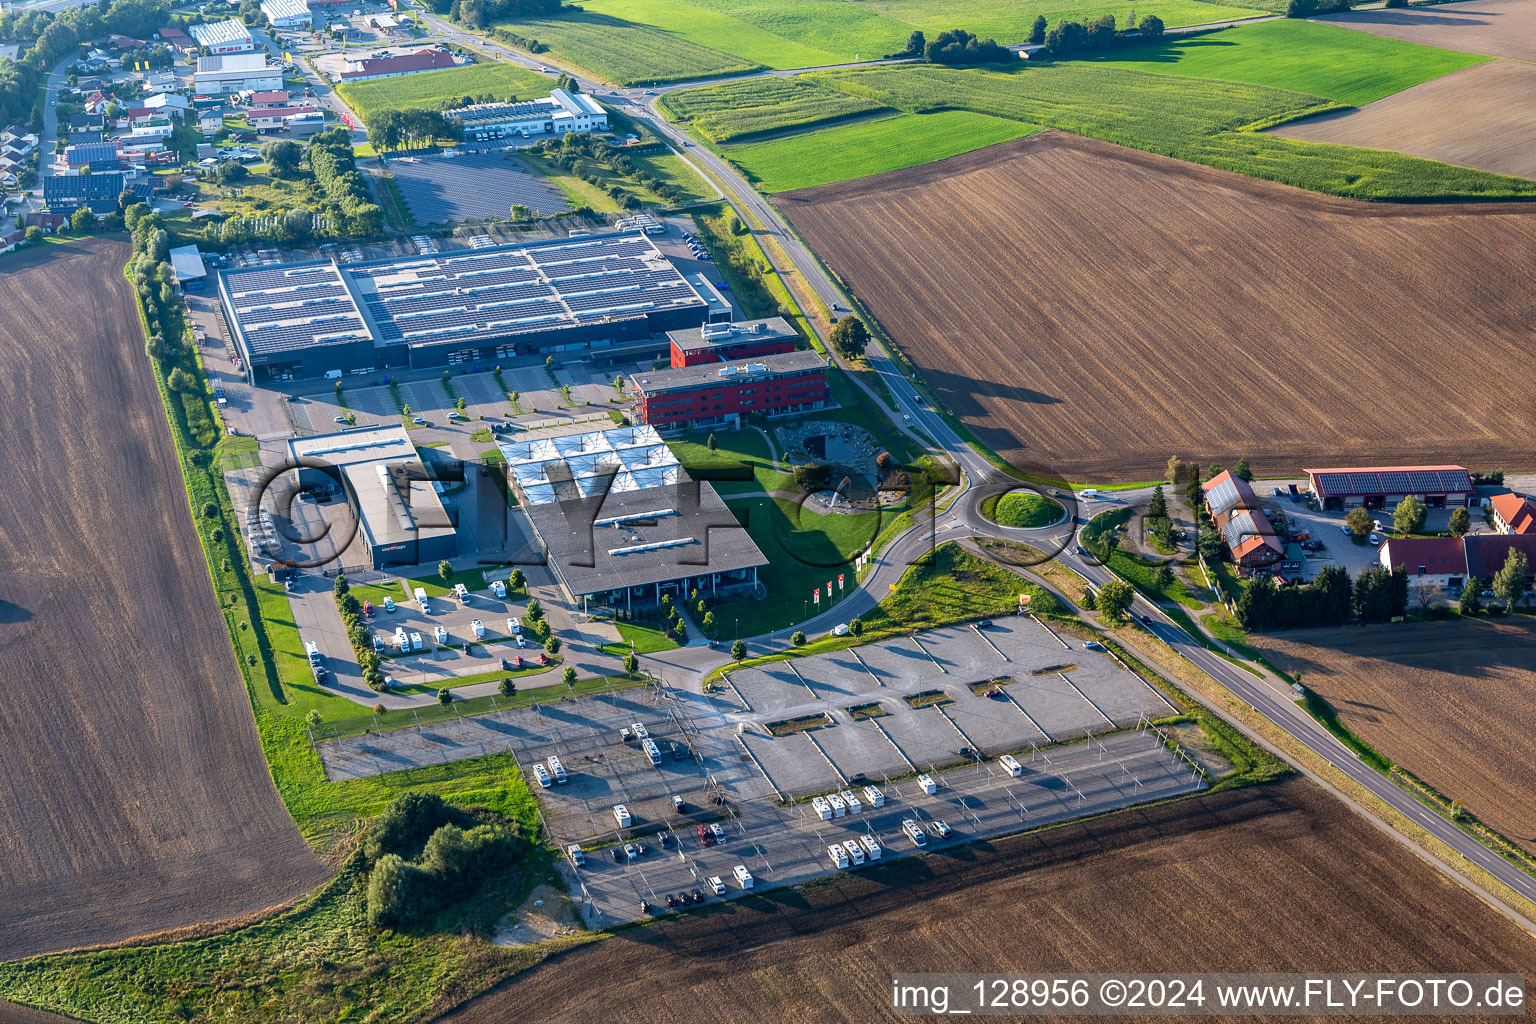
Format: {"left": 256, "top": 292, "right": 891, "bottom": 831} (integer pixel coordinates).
{"left": 1273, "top": 59, "right": 1536, "bottom": 183}
{"left": 0, "top": 239, "right": 325, "bottom": 960}
{"left": 1321, "top": 0, "right": 1536, "bottom": 62}
{"left": 1254, "top": 619, "right": 1536, "bottom": 855}
{"left": 779, "top": 131, "right": 1536, "bottom": 480}
{"left": 436, "top": 779, "right": 1536, "bottom": 1022}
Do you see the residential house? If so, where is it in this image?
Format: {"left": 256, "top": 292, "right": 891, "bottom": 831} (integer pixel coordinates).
{"left": 1488, "top": 493, "right": 1536, "bottom": 535}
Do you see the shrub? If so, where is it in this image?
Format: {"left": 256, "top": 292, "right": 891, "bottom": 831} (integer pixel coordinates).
{"left": 544, "top": 635, "right": 562, "bottom": 656}
{"left": 498, "top": 677, "right": 516, "bottom": 697}
{"left": 791, "top": 630, "right": 806, "bottom": 646}
{"left": 437, "top": 687, "right": 452, "bottom": 705}
{"left": 562, "top": 665, "right": 577, "bottom": 685}
{"left": 623, "top": 652, "right": 639, "bottom": 675}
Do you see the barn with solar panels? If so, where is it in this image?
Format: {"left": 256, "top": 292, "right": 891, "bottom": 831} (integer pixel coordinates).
{"left": 1202, "top": 470, "right": 1283, "bottom": 569}
{"left": 1304, "top": 465, "right": 1474, "bottom": 511}
{"left": 218, "top": 233, "right": 715, "bottom": 383}
{"left": 498, "top": 425, "right": 768, "bottom": 611}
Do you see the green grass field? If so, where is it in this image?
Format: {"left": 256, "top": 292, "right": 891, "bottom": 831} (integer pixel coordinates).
{"left": 532, "top": 0, "right": 1268, "bottom": 80}
{"left": 983, "top": 490, "right": 1064, "bottom": 528}
{"left": 661, "top": 76, "right": 889, "bottom": 142}
{"left": 494, "top": 9, "right": 763, "bottom": 85}
{"left": 668, "top": 427, "right": 794, "bottom": 494}
{"left": 727, "top": 110, "right": 1040, "bottom": 191}
{"left": 1091, "top": 19, "right": 1488, "bottom": 106}
{"left": 804, "top": 62, "right": 1536, "bottom": 199}
{"left": 338, "top": 61, "right": 553, "bottom": 119}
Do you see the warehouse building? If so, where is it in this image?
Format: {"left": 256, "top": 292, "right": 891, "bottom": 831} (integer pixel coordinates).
{"left": 631, "top": 349, "right": 829, "bottom": 431}
{"left": 261, "top": 0, "right": 314, "bottom": 29}
{"left": 1381, "top": 534, "right": 1536, "bottom": 595}
{"left": 446, "top": 89, "right": 608, "bottom": 140}
{"left": 189, "top": 18, "right": 255, "bottom": 53}
{"left": 330, "top": 45, "right": 460, "bottom": 81}
{"left": 43, "top": 170, "right": 125, "bottom": 213}
{"left": 220, "top": 233, "right": 713, "bottom": 382}
{"left": 1305, "top": 465, "right": 1474, "bottom": 511}
{"left": 499, "top": 426, "right": 767, "bottom": 610}
{"left": 194, "top": 53, "right": 284, "bottom": 95}
{"left": 288, "top": 426, "right": 458, "bottom": 570}
{"left": 668, "top": 317, "right": 796, "bottom": 367}
{"left": 1203, "top": 470, "right": 1283, "bottom": 569}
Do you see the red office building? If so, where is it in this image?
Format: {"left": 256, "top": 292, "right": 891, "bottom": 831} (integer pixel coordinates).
{"left": 668, "top": 317, "right": 797, "bottom": 368}
{"left": 632, "top": 350, "right": 829, "bottom": 431}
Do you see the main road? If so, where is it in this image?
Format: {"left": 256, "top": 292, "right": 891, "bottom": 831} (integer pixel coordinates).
{"left": 400, "top": 4, "right": 1536, "bottom": 920}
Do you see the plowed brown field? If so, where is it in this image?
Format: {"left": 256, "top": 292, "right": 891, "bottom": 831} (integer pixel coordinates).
{"left": 1274, "top": 60, "right": 1536, "bottom": 182}
{"left": 0, "top": 238, "right": 325, "bottom": 960}
{"left": 1255, "top": 619, "right": 1536, "bottom": 855}
{"left": 1322, "top": 0, "right": 1536, "bottom": 62}
{"left": 436, "top": 779, "right": 1536, "bottom": 1023}
{"left": 780, "top": 132, "right": 1536, "bottom": 481}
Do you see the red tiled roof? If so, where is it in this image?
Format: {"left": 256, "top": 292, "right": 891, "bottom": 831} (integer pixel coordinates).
{"left": 1380, "top": 537, "right": 1467, "bottom": 577}
{"left": 250, "top": 90, "right": 290, "bottom": 105}
{"left": 1465, "top": 534, "right": 1536, "bottom": 580}
{"left": 158, "top": 27, "right": 194, "bottom": 46}
{"left": 1489, "top": 492, "right": 1536, "bottom": 535}
{"left": 340, "top": 48, "right": 456, "bottom": 79}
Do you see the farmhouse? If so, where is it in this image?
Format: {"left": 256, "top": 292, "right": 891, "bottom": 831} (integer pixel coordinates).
{"left": 262, "top": 0, "right": 314, "bottom": 29}
{"left": 1203, "top": 470, "right": 1283, "bottom": 568}
{"left": 446, "top": 90, "right": 609, "bottom": 140}
{"left": 631, "top": 350, "right": 829, "bottom": 432}
{"left": 247, "top": 104, "right": 319, "bottom": 129}
{"left": 668, "top": 317, "right": 797, "bottom": 367}
{"left": 189, "top": 18, "right": 255, "bottom": 54}
{"left": 194, "top": 53, "right": 284, "bottom": 95}
{"left": 1489, "top": 492, "right": 1536, "bottom": 534}
{"left": 1306, "top": 465, "right": 1474, "bottom": 511}
{"left": 498, "top": 426, "right": 768, "bottom": 611}
{"left": 1379, "top": 536, "right": 1468, "bottom": 592}
{"left": 220, "top": 233, "right": 713, "bottom": 383}
{"left": 156, "top": 26, "right": 196, "bottom": 52}
{"left": 288, "top": 426, "right": 459, "bottom": 570}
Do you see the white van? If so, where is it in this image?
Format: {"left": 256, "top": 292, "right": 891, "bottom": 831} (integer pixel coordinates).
{"left": 827, "top": 793, "right": 846, "bottom": 817}
{"left": 304, "top": 640, "right": 321, "bottom": 666}
{"left": 708, "top": 875, "right": 726, "bottom": 895}
{"left": 839, "top": 789, "right": 862, "bottom": 814}
{"left": 811, "top": 795, "right": 832, "bottom": 821}
{"left": 860, "top": 834, "right": 882, "bottom": 860}
{"left": 548, "top": 755, "right": 567, "bottom": 784}
{"left": 533, "top": 764, "right": 552, "bottom": 788}
{"left": 827, "top": 844, "right": 849, "bottom": 869}
{"left": 1000, "top": 754, "right": 1023, "bottom": 777}
{"left": 733, "top": 864, "right": 753, "bottom": 889}
{"left": 613, "top": 804, "right": 631, "bottom": 829}
{"left": 643, "top": 738, "right": 661, "bottom": 765}
{"left": 917, "top": 773, "right": 937, "bottom": 795}
{"left": 842, "top": 839, "right": 865, "bottom": 865}
{"left": 863, "top": 784, "right": 885, "bottom": 808}
{"left": 414, "top": 587, "right": 431, "bottom": 613}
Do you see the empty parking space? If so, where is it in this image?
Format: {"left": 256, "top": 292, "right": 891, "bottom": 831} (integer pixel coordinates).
{"left": 388, "top": 153, "right": 570, "bottom": 224}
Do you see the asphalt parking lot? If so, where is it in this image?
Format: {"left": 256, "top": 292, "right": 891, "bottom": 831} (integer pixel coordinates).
{"left": 568, "top": 726, "right": 1204, "bottom": 927}
{"left": 387, "top": 152, "right": 570, "bottom": 224}
{"left": 724, "top": 618, "right": 1176, "bottom": 799}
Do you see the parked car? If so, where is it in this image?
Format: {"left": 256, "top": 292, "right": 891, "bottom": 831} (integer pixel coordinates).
{"left": 383, "top": 596, "right": 395, "bottom": 612}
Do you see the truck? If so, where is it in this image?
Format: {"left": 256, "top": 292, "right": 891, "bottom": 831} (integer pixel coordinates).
{"left": 860, "top": 834, "right": 882, "bottom": 861}
{"left": 917, "top": 773, "right": 937, "bottom": 795}
{"left": 827, "top": 793, "right": 846, "bottom": 817}
{"left": 839, "top": 789, "right": 862, "bottom": 814}
{"left": 414, "top": 587, "right": 431, "bottom": 613}
{"left": 842, "top": 839, "right": 865, "bottom": 866}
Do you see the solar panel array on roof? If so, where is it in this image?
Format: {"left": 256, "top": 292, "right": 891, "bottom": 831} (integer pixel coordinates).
{"left": 1311, "top": 467, "right": 1474, "bottom": 496}
{"left": 1205, "top": 475, "right": 1241, "bottom": 518}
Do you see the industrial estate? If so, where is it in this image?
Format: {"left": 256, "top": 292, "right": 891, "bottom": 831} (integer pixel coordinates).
{"left": 4, "top": 0, "right": 1536, "bottom": 1020}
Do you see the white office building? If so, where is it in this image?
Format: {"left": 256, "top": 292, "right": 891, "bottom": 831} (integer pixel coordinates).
{"left": 193, "top": 52, "right": 284, "bottom": 94}
{"left": 446, "top": 89, "right": 609, "bottom": 141}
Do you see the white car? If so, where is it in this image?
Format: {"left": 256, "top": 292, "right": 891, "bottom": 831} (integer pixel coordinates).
{"left": 383, "top": 596, "right": 395, "bottom": 612}
{"left": 1369, "top": 532, "right": 1384, "bottom": 546}
{"left": 516, "top": 634, "right": 526, "bottom": 648}
{"left": 433, "top": 625, "right": 447, "bottom": 644}
{"left": 471, "top": 619, "right": 486, "bottom": 639}
{"left": 928, "top": 820, "right": 953, "bottom": 839}
{"left": 623, "top": 842, "right": 638, "bottom": 861}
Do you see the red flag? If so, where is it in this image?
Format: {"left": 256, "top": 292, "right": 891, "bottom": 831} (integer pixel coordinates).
{"left": 837, "top": 573, "right": 844, "bottom": 590}
{"left": 813, "top": 589, "right": 820, "bottom": 605}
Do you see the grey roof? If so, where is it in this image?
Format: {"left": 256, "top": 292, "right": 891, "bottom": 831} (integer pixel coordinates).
{"left": 289, "top": 427, "right": 455, "bottom": 550}
{"left": 632, "top": 349, "right": 824, "bottom": 396}
{"left": 523, "top": 471, "right": 766, "bottom": 597}
{"left": 668, "top": 316, "right": 795, "bottom": 353}
{"left": 189, "top": 18, "right": 253, "bottom": 47}
{"left": 221, "top": 233, "right": 706, "bottom": 357}
{"left": 169, "top": 244, "right": 206, "bottom": 283}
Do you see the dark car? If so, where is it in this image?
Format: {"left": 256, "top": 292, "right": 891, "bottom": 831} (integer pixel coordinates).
{"left": 611, "top": 848, "right": 623, "bottom": 863}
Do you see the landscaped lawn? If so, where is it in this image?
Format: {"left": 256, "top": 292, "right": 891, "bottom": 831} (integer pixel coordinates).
{"left": 338, "top": 61, "right": 553, "bottom": 120}
{"left": 726, "top": 110, "right": 1040, "bottom": 191}
{"left": 860, "top": 541, "right": 1060, "bottom": 633}
{"left": 667, "top": 427, "right": 793, "bottom": 494}
{"left": 493, "top": 9, "right": 762, "bottom": 85}
{"left": 983, "top": 489, "right": 1064, "bottom": 528}
{"left": 608, "top": 618, "right": 683, "bottom": 653}
{"left": 1090, "top": 19, "right": 1488, "bottom": 107}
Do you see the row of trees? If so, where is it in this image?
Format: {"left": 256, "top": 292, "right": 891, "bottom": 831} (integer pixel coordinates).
{"left": 534, "top": 131, "right": 691, "bottom": 207}
{"left": 334, "top": 575, "right": 386, "bottom": 690}
{"left": 924, "top": 28, "right": 1013, "bottom": 65}
{"left": 306, "top": 128, "right": 384, "bottom": 236}
{"left": 365, "top": 108, "right": 462, "bottom": 152}
{"left": 1034, "top": 12, "right": 1164, "bottom": 57}
{"left": 447, "top": 0, "right": 560, "bottom": 30}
